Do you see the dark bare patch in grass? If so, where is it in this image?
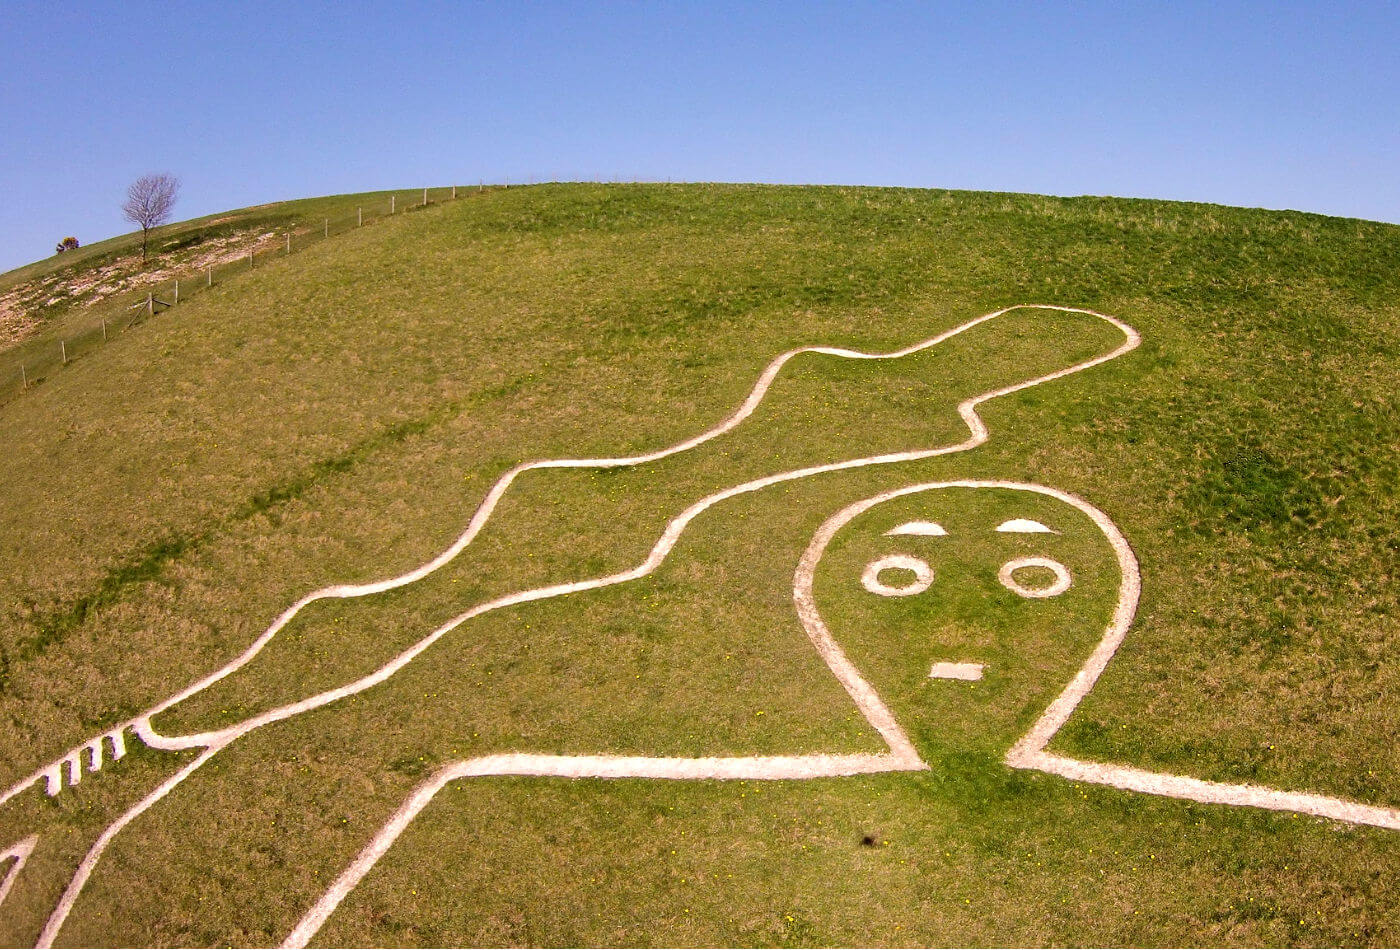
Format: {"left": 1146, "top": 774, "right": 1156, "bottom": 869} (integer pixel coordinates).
{"left": 1183, "top": 438, "right": 1329, "bottom": 534}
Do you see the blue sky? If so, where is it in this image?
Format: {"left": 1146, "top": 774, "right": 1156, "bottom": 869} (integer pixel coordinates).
{"left": 2, "top": 1, "right": 1397, "bottom": 272}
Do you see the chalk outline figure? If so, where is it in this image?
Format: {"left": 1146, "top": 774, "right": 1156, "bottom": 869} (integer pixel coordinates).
{"left": 0, "top": 305, "right": 1393, "bottom": 948}
{"left": 287, "top": 479, "right": 1400, "bottom": 947}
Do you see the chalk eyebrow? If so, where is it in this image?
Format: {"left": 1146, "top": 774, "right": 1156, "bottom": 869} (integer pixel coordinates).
{"left": 885, "top": 521, "right": 948, "bottom": 537}
{"left": 995, "top": 518, "right": 1058, "bottom": 534}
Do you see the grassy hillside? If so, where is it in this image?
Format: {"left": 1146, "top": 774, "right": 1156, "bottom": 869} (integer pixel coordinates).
{"left": 1, "top": 183, "right": 1398, "bottom": 946}
{"left": 0, "top": 187, "right": 474, "bottom": 397}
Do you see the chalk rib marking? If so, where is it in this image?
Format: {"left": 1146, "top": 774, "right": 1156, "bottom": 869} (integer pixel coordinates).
{"left": 42, "top": 765, "right": 60, "bottom": 798}
{"left": 85, "top": 740, "right": 103, "bottom": 773}
{"left": 107, "top": 728, "right": 126, "bottom": 761}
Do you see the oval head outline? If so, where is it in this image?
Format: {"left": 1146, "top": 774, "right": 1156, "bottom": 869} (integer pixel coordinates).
{"left": 795, "top": 479, "right": 1400, "bottom": 833}
{"left": 792, "top": 479, "right": 1141, "bottom": 773}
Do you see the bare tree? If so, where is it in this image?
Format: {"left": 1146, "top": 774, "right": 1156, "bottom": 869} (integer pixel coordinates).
{"left": 121, "top": 173, "right": 180, "bottom": 263}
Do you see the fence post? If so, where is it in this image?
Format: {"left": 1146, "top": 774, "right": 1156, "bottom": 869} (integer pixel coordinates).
{"left": 147, "top": 292, "right": 154, "bottom": 316}
{"left": 423, "top": 187, "right": 428, "bottom": 206}
{"left": 60, "top": 340, "right": 67, "bottom": 364}
{"left": 207, "top": 267, "right": 213, "bottom": 287}
{"left": 390, "top": 196, "right": 395, "bottom": 214}
{"left": 249, "top": 250, "right": 254, "bottom": 268}
{"left": 174, "top": 279, "right": 179, "bottom": 304}
{"left": 452, "top": 185, "right": 457, "bottom": 199}
{"left": 286, "top": 233, "right": 291, "bottom": 254}
{"left": 324, "top": 218, "right": 329, "bottom": 238}
{"left": 20, "top": 365, "right": 26, "bottom": 390}
{"left": 358, "top": 207, "right": 362, "bottom": 227}
{"left": 102, "top": 318, "right": 107, "bottom": 340}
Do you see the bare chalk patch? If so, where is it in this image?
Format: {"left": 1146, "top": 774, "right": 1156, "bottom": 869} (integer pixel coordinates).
{"left": 885, "top": 521, "right": 948, "bottom": 537}
{"left": 929, "top": 662, "right": 984, "bottom": 681}
{"left": 995, "top": 518, "right": 1057, "bottom": 534}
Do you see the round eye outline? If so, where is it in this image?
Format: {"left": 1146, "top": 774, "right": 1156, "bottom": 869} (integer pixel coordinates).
{"left": 998, "top": 556, "right": 1072, "bottom": 599}
{"left": 861, "top": 554, "right": 935, "bottom": 597}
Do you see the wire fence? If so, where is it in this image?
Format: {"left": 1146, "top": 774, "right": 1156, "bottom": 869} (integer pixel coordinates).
{"left": 0, "top": 184, "right": 489, "bottom": 408}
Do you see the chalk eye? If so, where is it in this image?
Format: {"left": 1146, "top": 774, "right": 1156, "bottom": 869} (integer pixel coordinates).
{"left": 998, "top": 556, "right": 1072, "bottom": 598}
{"left": 994, "top": 518, "right": 1057, "bottom": 534}
{"left": 885, "top": 521, "right": 947, "bottom": 537}
{"left": 861, "top": 554, "right": 934, "bottom": 597}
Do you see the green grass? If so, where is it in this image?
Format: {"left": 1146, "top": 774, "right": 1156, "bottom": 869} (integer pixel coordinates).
{"left": 1, "top": 182, "right": 1399, "bottom": 946}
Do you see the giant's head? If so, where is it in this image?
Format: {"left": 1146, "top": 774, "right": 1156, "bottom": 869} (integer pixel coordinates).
{"left": 794, "top": 481, "right": 1139, "bottom": 767}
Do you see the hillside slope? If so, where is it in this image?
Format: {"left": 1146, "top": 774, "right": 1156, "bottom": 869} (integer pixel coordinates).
{"left": 0, "top": 187, "right": 472, "bottom": 398}
{"left": 1, "top": 183, "right": 1399, "bottom": 946}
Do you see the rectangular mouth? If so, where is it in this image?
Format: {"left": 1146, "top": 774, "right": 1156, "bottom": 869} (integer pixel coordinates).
{"left": 928, "top": 662, "right": 984, "bottom": 681}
